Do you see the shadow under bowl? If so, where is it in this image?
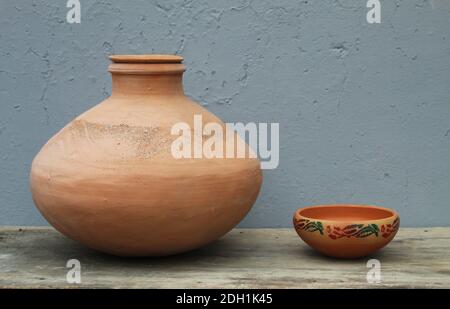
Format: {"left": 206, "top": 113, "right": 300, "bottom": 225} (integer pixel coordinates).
{"left": 293, "top": 204, "right": 400, "bottom": 259}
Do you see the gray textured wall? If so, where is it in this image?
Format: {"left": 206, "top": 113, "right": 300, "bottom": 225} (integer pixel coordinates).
{"left": 1, "top": 0, "right": 450, "bottom": 227}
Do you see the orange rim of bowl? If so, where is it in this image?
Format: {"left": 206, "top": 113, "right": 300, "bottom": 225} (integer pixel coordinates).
{"left": 295, "top": 204, "right": 398, "bottom": 224}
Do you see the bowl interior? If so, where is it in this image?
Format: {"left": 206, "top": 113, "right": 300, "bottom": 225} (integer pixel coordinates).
{"left": 299, "top": 205, "right": 395, "bottom": 222}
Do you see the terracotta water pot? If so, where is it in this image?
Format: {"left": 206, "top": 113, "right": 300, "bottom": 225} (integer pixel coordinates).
{"left": 30, "top": 54, "right": 262, "bottom": 256}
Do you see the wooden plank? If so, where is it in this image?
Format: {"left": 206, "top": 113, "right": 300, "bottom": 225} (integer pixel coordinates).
{"left": 0, "top": 227, "right": 449, "bottom": 288}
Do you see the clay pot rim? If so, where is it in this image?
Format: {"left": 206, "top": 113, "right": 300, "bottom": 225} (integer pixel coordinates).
{"left": 295, "top": 204, "right": 399, "bottom": 224}
{"left": 109, "top": 54, "right": 183, "bottom": 64}
{"left": 108, "top": 55, "right": 185, "bottom": 74}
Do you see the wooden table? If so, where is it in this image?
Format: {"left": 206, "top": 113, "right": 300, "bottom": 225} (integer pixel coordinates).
{"left": 0, "top": 227, "right": 449, "bottom": 288}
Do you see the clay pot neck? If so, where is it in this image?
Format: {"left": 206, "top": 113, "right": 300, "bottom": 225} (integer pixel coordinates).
{"left": 108, "top": 55, "right": 185, "bottom": 96}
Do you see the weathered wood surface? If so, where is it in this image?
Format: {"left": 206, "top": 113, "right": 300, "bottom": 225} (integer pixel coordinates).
{"left": 0, "top": 227, "right": 449, "bottom": 288}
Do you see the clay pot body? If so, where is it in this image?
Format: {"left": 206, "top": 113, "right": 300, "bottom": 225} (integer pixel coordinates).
{"left": 30, "top": 55, "right": 262, "bottom": 256}
{"left": 293, "top": 204, "right": 399, "bottom": 258}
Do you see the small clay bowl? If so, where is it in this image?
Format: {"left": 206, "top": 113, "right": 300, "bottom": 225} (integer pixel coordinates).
{"left": 293, "top": 204, "right": 399, "bottom": 258}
